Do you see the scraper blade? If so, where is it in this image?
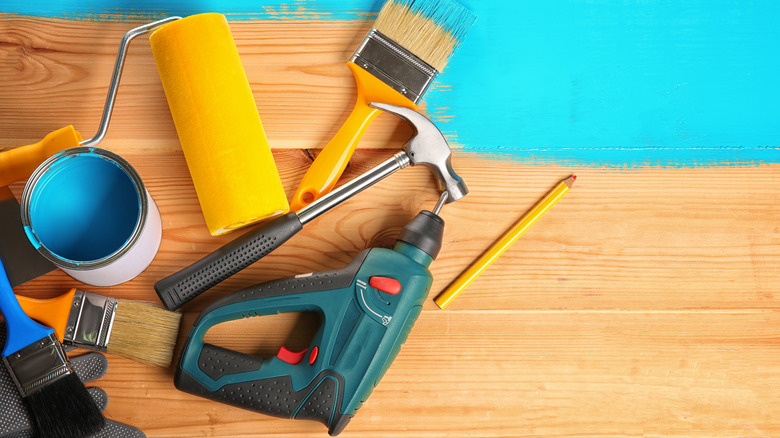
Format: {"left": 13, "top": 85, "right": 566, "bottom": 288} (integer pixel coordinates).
{"left": 0, "top": 186, "right": 55, "bottom": 286}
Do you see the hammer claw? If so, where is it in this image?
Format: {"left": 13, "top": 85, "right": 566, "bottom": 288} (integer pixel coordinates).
{"left": 370, "top": 102, "right": 468, "bottom": 202}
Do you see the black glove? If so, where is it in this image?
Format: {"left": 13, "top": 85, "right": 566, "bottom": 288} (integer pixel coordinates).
{"left": 0, "top": 323, "right": 146, "bottom": 438}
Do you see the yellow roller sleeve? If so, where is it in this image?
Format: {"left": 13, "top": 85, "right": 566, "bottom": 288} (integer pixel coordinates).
{"left": 150, "top": 13, "right": 289, "bottom": 235}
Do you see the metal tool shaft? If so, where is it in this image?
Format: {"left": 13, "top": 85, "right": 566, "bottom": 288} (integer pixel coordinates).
{"left": 432, "top": 191, "right": 449, "bottom": 215}
{"left": 297, "top": 151, "right": 411, "bottom": 224}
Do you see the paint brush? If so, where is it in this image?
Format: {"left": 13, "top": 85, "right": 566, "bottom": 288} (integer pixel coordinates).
{"left": 0, "top": 258, "right": 104, "bottom": 438}
{"left": 290, "top": 0, "right": 476, "bottom": 210}
{"left": 16, "top": 288, "right": 182, "bottom": 368}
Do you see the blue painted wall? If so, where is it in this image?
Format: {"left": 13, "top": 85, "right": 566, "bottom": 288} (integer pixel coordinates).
{"left": 4, "top": 1, "right": 779, "bottom": 166}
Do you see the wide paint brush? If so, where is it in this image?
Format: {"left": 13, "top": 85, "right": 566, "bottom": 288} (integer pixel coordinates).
{"left": 17, "top": 288, "right": 182, "bottom": 368}
{"left": 290, "top": 0, "right": 476, "bottom": 210}
{"left": 0, "top": 258, "right": 104, "bottom": 438}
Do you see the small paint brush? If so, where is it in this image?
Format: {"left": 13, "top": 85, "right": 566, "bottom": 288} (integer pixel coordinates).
{"left": 290, "top": 0, "right": 477, "bottom": 210}
{"left": 17, "top": 288, "right": 182, "bottom": 368}
{"left": 0, "top": 258, "right": 104, "bottom": 438}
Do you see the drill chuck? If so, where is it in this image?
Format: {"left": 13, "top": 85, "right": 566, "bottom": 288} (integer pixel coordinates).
{"left": 397, "top": 210, "right": 445, "bottom": 260}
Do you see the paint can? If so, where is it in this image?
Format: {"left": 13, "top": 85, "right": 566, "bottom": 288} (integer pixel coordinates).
{"left": 20, "top": 147, "right": 162, "bottom": 286}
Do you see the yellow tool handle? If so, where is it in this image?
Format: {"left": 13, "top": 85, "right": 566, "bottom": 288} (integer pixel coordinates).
{"left": 290, "top": 63, "right": 417, "bottom": 211}
{"left": 16, "top": 288, "right": 78, "bottom": 342}
{"left": 0, "top": 126, "right": 83, "bottom": 187}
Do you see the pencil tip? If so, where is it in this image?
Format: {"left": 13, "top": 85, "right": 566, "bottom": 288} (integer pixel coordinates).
{"left": 572, "top": 175, "right": 577, "bottom": 180}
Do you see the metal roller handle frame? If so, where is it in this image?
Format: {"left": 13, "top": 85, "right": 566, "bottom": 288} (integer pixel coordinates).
{"left": 0, "top": 17, "right": 181, "bottom": 188}
{"left": 80, "top": 16, "right": 181, "bottom": 147}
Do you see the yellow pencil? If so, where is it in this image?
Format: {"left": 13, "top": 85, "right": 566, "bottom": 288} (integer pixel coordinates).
{"left": 434, "top": 175, "right": 577, "bottom": 309}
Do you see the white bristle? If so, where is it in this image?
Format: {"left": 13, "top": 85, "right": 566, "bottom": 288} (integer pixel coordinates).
{"left": 374, "top": 0, "right": 476, "bottom": 71}
{"left": 107, "top": 300, "right": 182, "bottom": 368}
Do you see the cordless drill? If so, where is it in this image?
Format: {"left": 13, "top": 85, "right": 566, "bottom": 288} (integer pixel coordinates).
{"left": 175, "top": 201, "right": 448, "bottom": 435}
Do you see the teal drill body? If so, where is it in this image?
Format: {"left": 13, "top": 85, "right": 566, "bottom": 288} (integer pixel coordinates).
{"left": 175, "top": 211, "right": 443, "bottom": 435}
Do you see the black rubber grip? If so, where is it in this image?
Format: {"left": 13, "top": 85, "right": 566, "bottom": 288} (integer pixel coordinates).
{"left": 197, "top": 343, "right": 263, "bottom": 381}
{"left": 155, "top": 213, "right": 304, "bottom": 310}
{"left": 175, "top": 353, "right": 347, "bottom": 432}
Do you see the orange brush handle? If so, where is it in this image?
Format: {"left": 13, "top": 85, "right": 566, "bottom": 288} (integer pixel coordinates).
{"left": 0, "top": 186, "right": 13, "bottom": 202}
{"left": 0, "top": 126, "right": 83, "bottom": 187}
{"left": 289, "top": 63, "right": 417, "bottom": 211}
{"left": 16, "top": 288, "right": 78, "bottom": 342}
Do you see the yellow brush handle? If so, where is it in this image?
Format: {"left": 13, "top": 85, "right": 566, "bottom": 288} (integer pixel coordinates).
{"left": 0, "top": 126, "right": 83, "bottom": 187}
{"left": 16, "top": 288, "right": 78, "bottom": 342}
{"left": 289, "top": 62, "right": 417, "bottom": 211}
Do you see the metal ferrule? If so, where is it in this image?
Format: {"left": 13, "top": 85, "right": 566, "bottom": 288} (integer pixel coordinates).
{"left": 64, "top": 290, "right": 118, "bottom": 351}
{"left": 2, "top": 333, "right": 73, "bottom": 397}
{"left": 350, "top": 29, "right": 438, "bottom": 104}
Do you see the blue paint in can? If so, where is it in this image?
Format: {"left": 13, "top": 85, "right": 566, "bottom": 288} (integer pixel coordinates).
{"left": 26, "top": 152, "right": 141, "bottom": 263}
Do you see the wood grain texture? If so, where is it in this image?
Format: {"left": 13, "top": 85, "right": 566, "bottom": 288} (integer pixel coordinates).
{"left": 0, "top": 16, "right": 411, "bottom": 150}
{"left": 2, "top": 15, "right": 779, "bottom": 438}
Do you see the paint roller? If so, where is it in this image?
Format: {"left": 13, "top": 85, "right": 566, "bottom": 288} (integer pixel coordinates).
{"left": 150, "top": 13, "right": 289, "bottom": 236}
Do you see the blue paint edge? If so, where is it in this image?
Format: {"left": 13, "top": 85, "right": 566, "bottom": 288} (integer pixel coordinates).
{"left": 4, "top": 1, "right": 779, "bottom": 168}
{"left": 1, "top": 1, "right": 378, "bottom": 21}
{"left": 444, "top": 142, "right": 779, "bottom": 169}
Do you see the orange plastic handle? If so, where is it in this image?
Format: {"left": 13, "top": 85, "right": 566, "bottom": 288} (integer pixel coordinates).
{"left": 16, "top": 288, "right": 78, "bottom": 342}
{"left": 0, "top": 126, "right": 83, "bottom": 187}
{"left": 0, "top": 186, "right": 13, "bottom": 202}
{"left": 289, "top": 62, "right": 417, "bottom": 211}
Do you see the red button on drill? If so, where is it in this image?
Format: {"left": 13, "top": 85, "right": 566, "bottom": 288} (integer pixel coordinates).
{"left": 369, "top": 276, "right": 401, "bottom": 295}
{"left": 276, "top": 346, "right": 306, "bottom": 365}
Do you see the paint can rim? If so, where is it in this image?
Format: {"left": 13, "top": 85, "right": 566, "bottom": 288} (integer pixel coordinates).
{"left": 20, "top": 147, "right": 149, "bottom": 270}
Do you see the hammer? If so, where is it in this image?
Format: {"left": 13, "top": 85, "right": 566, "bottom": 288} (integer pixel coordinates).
{"left": 155, "top": 103, "right": 468, "bottom": 311}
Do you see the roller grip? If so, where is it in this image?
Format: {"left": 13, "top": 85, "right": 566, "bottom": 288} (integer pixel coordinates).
{"left": 175, "top": 344, "right": 349, "bottom": 435}
{"left": 155, "top": 212, "right": 303, "bottom": 310}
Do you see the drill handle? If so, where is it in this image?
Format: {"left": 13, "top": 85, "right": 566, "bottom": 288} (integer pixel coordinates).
{"left": 175, "top": 343, "right": 350, "bottom": 435}
{"left": 175, "top": 252, "right": 370, "bottom": 434}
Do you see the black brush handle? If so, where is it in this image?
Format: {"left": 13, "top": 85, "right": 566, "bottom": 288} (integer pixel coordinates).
{"left": 155, "top": 213, "right": 303, "bottom": 310}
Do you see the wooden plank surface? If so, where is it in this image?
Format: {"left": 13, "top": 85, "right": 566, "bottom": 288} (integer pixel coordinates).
{"left": 2, "top": 15, "right": 779, "bottom": 438}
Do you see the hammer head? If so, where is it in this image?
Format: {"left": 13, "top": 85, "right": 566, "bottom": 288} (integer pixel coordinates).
{"left": 370, "top": 103, "right": 468, "bottom": 203}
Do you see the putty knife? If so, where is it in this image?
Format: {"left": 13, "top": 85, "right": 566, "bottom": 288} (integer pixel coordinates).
{"left": 0, "top": 186, "right": 55, "bottom": 286}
